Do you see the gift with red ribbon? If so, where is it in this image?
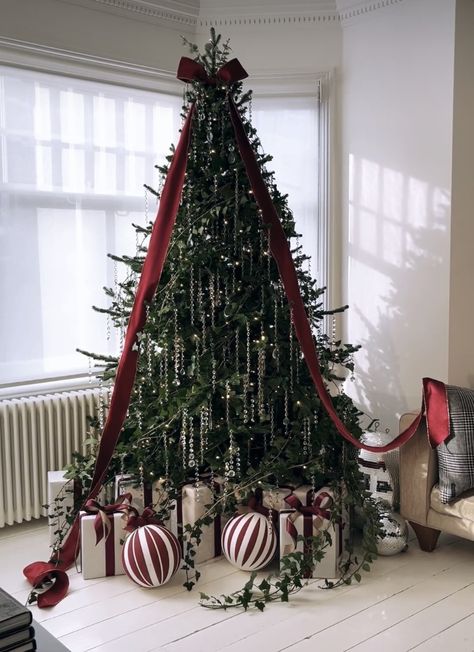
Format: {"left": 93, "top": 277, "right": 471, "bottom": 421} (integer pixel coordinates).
{"left": 181, "top": 481, "right": 226, "bottom": 563}
{"left": 79, "top": 494, "right": 132, "bottom": 580}
{"left": 279, "top": 487, "right": 344, "bottom": 579}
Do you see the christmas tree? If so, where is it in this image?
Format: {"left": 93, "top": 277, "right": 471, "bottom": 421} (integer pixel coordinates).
{"left": 78, "top": 30, "right": 365, "bottom": 507}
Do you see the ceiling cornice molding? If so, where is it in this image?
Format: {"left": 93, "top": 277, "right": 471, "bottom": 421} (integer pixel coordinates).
{"left": 53, "top": 0, "right": 406, "bottom": 31}
{"left": 56, "top": 0, "right": 199, "bottom": 31}
{"left": 197, "top": 11, "right": 339, "bottom": 30}
{"left": 336, "top": 0, "right": 406, "bottom": 26}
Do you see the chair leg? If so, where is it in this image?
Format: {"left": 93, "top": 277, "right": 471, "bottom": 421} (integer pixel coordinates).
{"left": 409, "top": 521, "right": 441, "bottom": 552}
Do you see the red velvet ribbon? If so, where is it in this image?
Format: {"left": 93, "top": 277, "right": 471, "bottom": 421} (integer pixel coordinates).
{"left": 23, "top": 561, "right": 69, "bottom": 609}
{"left": 81, "top": 493, "right": 132, "bottom": 545}
{"left": 24, "top": 55, "right": 451, "bottom": 606}
{"left": 177, "top": 56, "right": 248, "bottom": 85}
{"left": 285, "top": 493, "right": 332, "bottom": 525}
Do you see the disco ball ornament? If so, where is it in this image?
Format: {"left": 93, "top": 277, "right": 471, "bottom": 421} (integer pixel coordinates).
{"left": 375, "top": 504, "right": 409, "bottom": 556}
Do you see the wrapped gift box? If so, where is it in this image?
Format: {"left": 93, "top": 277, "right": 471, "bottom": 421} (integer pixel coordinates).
{"left": 115, "top": 476, "right": 223, "bottom": 564}
{"left": 48, "top": 471, "right": 111, "bottom": 546}
{"left": 80, "top": 510, "right": 128, "bottom": 579}
{"left": 181, "top": 482, "right": 225, "bottom": 564}
{"left": 279, "top": 487, "right": 345, "bottom": 580}
{"left": 47, "top": 471, "right": 77, "bottom": 545}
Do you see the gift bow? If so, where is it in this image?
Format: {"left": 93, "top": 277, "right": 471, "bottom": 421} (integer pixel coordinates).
{"left": 82, "top": 493, "right": 132, "bottom": 545}
{"left": 124, "top": 506, "right": 163, "bottom": 532}
{"left": 284, "top": 492, "right": 333, "bottom": 548}
{"left": 177, "top": 56, "right": 248, "bottom": 85}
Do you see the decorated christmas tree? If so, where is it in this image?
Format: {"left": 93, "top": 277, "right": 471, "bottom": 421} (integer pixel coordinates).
{"left": 40, "top": 30, "right": 383, "bottom": 609}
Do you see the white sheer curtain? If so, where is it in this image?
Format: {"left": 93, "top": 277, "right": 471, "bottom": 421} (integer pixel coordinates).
{"left": 252, "top": 94, "right": 319, "bottom": 279}
{"left": 0, "top": 67, "right": 182, "bottom": 384}
{"left": 0, "top": 68, "right": 321, "bottom": 387}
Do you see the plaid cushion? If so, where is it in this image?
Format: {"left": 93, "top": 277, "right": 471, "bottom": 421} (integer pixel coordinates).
{"left": 437, "top": 385, "right": 474, "bottom": 503}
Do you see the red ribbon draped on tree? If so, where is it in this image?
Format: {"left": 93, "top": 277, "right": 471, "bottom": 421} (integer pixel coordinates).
{"left": 24, "top": 56, "right": 450, "bottom": 607}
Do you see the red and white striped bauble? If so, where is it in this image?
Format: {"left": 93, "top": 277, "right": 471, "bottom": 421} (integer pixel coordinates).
{"left": 221, "top": 512, "right": 276, "bottom": 571}
{"left": 122, "top": 524, "right": 181, "bottom": 588}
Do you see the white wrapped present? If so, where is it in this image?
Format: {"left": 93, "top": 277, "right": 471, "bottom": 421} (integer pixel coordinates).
{"left": 279, "top": 486, "right": 345, "bottom": 579}
{"left": 80, "top": 498, "right": 131, "bottom": 580}
{"left": 47, "top": 471, "right": 77, "bottom": 545}
{"left": 180, "top": 481, "right": 225, "bottom": 564}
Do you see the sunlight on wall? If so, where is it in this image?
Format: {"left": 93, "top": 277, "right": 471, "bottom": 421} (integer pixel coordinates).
{"left": 346, "top": 152, "right": 450, "bottom": 426}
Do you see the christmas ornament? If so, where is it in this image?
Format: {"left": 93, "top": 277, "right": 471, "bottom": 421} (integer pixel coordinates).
{"left": 374, "top": 502, "right": 408, "bottom": 556}
{"left": 122, "top": 524, "right": 181, "bottom": 587}
{"left": 359, "top": 430, "right": 395, "bottom": 505}
{"left": 221, "top": 512, "right": 276, "bottom": 571}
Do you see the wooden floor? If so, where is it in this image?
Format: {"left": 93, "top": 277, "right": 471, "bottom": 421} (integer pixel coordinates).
{"left": 1, "top": 520, "right": 474, "bottom": 652}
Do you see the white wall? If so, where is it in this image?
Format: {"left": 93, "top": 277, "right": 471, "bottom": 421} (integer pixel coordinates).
{"left": 195, "top": 21, "right": 341, "bottom": 76}
{"left": 340, "top": 0, "right": 456, "bottom": 434}
{"left": 0, "top": 0, "right": 191, "bottom": 72}
{"left": 448, "top": 0, "right": 474, "bottom": 388}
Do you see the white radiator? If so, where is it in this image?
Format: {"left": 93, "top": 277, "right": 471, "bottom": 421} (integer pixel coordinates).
{"left": 0, "top": 387, "right": 109, "bottom": 527}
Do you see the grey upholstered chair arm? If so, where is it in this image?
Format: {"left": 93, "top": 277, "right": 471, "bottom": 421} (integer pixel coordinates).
{"left": 399, "top": 412, "right": 438, "bottom": 525}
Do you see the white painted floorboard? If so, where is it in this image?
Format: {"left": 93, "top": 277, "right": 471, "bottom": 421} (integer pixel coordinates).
{"left": 1, "top": 520, "right": 473, "bottom": 652}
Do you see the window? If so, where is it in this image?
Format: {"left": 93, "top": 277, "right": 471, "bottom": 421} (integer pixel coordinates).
{"left": 0, "top": 67, "right": 182, "bottom": 385}
{"left": 0, "top": 66, "right": 325, "bottom": 388}
{"left": 253, "top": 93, "right": 321, "bottom": 282}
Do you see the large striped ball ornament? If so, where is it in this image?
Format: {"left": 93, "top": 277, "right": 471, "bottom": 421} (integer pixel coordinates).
{"left": 221, "top": 512, "right": 276, "bottom": 571}
{"left": 122, "top": 524, "right": 181, "bottom": 588}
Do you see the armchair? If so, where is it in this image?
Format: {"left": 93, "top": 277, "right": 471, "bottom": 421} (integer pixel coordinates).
{"left": 399, "top": 412, "right": 474, "bottom": 551}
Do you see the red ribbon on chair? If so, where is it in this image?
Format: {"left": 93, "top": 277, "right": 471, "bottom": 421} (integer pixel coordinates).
{"left": 24, "top": 55, "right": 451, "bottom": 606}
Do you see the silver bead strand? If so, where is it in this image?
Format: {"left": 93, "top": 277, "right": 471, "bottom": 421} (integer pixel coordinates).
{"left": 180, "top": 408, "right": 188, "bottom": 469}
{"left": 257, "top": 324, "right": 266, "bottom": 421}
{"left": 289, "top": 308, "right": 294, "bottom": 394}
{"left": 190, "top": 264, "right": 195, "bottom": 326}
{"left": 210, "top": 337, "right": 216, "bottom": 393}
{"left": 209, "top": 273, "right": 215, "bottom": 328}
{"left": 234, "top": 169, "right": 239, "bottom": 255}
{"left": 284, "top": 388, "right": 289, "bottom": 436}
{"left": 98, "top": 377, "right": 105, "bottom": 431}
{"left": 173, "top": 306, "right": 181, "bottom": 387}
{"left": 235, "top": 328, "right": 240, "bottom": 375}
{"left": 188, "top": 414, "right": 196, "bottom": 469}
{"left": 270, "top": 400, "right": 275, "bottom": 446}
{"left": 163, "top": 342, "right": 169, "bottom": 402}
